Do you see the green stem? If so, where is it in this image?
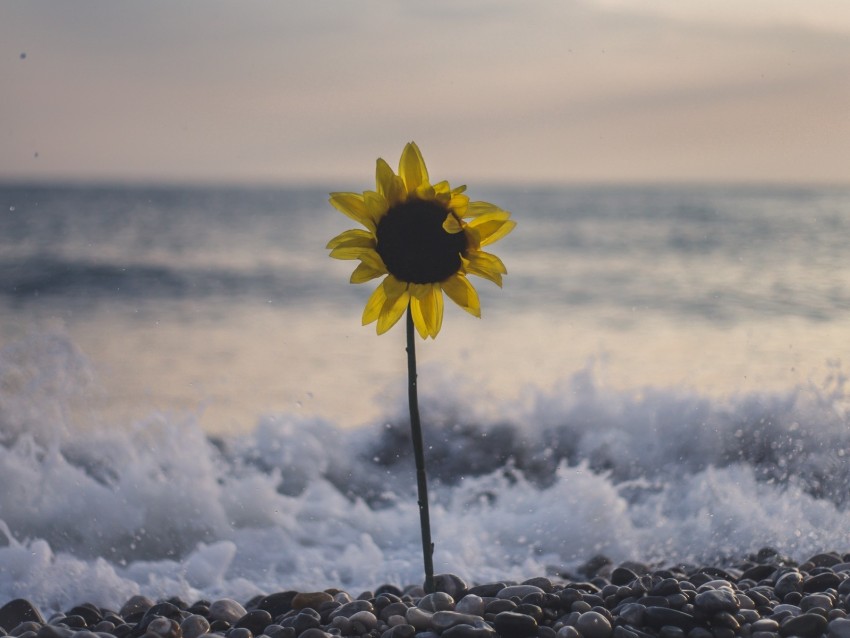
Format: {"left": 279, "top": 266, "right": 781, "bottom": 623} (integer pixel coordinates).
{"left": 406, "top": 305, "right": 435, "bottom": 593}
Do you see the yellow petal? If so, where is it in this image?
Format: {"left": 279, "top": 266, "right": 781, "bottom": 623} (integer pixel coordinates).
{"left": 329, "top": 193, "right": 374, "bottom": 228}
{"left": 399, "top": 142, "right": 429, "bottom": 193}
{"left": 376, "top": 158, "right": 405, "bottom": 206}
{"left": 330, "top": 245, "right": 374, "bottom": 260}
{"left": 441, "top": 274, "right": 481, "bottom": 317}
{"left": 449, "top": 191, "right": 469, "bottom": 217}
{"left": 410, "top": 284, "right": 443, "bottom": 338}
{"left": 467, "top": 216, "right": 516, "bottom": 247}
{"left": 326, "top": 228, "right": 374, "bottom": 250}
{"left": 350, "top": 252, "right": 387, "bottom": 283}
{"left": 433, "top": 180, "right": 452, "bottom": 206}
{"left": 363, "top": 190, "right": 390, "bottom": 228}
{"left": 362, "top": 282, "right": 387, "bottom": 326}
{"left": 442, "top": 213, "right": 464, "bottom": 234}
{"left": 463, "top": 251, "right": 507, "bottom": 287}
{"left": 378, "top": 276, "right": 410, "bottom": 334}
{"left": 466, "top": 201, "right": 509, "bottom": 218}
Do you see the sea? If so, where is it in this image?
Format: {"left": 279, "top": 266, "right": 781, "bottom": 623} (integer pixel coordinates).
{"left": 1, "top": 181, "right": 850, "bottom": 612}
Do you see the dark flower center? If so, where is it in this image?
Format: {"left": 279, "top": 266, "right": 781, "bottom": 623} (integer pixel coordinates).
{"left": 376, "top": 198, "right": 467, "bottom": 284}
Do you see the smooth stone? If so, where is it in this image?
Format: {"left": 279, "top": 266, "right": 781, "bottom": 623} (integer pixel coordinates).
{"left": 330, "top": 616, "right": 351, "bottom": 634}
{"left": 66, "top": 607, "right": 100, "bottom": 628}
{"left": 750, "top": 619, "right": 780, "bottom": 633}
{"left": 418, "top": 593, "right": 455, "bottom": 612}
{"left": 348, "top": 611, "right": 377, "bottom": 632}
{"left": 434, "top": 575, "right": 468, "bottom": 600}
{"left": 523, "top": 578, "right": 555, "bottom": 593}
{"left": 36, "top": 627, "right": 73, "bottom": 638}
{"left": 209, "top": 600, "right": 248, "bottom": 624}
{"left": 773, "top": 603, "right": 802, "bottom": 617}
{"left": 557, "top": 627, "right": 582, "bottom": 638}
{"left": 658, "top": 627, "right": 684, "bottom": 638}
{"left": 379, "top": 603, "right": 410, "bottom": 622}
{"left": 829, "top": 618, "right": 850, "bottom": 638}
{"left": 296, "top": 630, "right": 331, "bottom": 638}
{"left": 801, "top": 593, "right": 835, "bottom": 612}
{"left": 380, "top": 625, "right": 416, "bottom": 638}
{"left": 291, "top": 593, "right": 334, "bottom": 612}
{"left": 610, "top": 627, "right": 637, "bottom": 638}
{"left": 329, "top": 601, "right": 374, "bottom": 619}
{"left": 775, "top": 572, "right": 804, "bottom": 599}
{"left": 494, "top": 611, "right": 537, "bottom": 638}
{"left": 693, "top": 589, "right": 740, "bottom": 614}
{"left": 441, "top": 623, "right": 497, "bottom": 638}
{"left": 256, "top": 593, "right": 298, "bottom": 618}
{"left": 808, "top": 554, "right": 842, "bottom": 568}
{"left": 143, "top": 603, "right": 182, "bottom": 622}
{"left": 780, "top": 613, "right": 828, "bottom": 637}
{"left": 60, "top": 618, "right": 87, "bottom": 630}
{"left": 145, "top": 618, "right": 179, "bottom": 638}
{"left": 292, "top": 610, "right": 321, "bottom": 635}
{"left": 11, "top": 622, "right": 42, "bottom": 636}
{"left": 575, "top": 611, "right": 612, "bottom": 638}
{"left": 179, "top": 615, "right": 210, "bottom": 638}
{"left": 616, "top": 603, "right": 646, "bottom": 627}
{"left": 804, "top": 572, "right": 842, "bottom": 593}
{"left": 235, "top": 610, "right": 273, "bottom": 635}
{"left": 228, "top": 628, "right": 252, "bottom": 638}
{"left": 431, "top": 612, "right": 484, "bottom": 631}
{"left": 611, "top": 568, "right": 639, "bottom": 587}
{"left": 1, "top": 602, "right": 45, "bottom": 634}
{"left": 405, "top": 608, "right": 433, "bottom": 630}
{"left": 484, "top": 600, "right": 517, "bottom": 615}
{"left": 118, "top": 597, "right": 155, "bottom": 623}
{"left": 455, "top": 596, "right": 485, "bottom": 617}
{"left": 643, "top": 607, "right": 696, "bottom": 632}
{"left": 497, "top": 586, "right": 545, "bottom": 600}
{"left": 467, "top": 584, "right": 507, "bottom": 598}
{"left": 264, "top": 625, "right": 294, "bottom": 638}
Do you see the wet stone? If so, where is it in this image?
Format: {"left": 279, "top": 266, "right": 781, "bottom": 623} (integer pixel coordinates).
{"left": 380, "top": 625, "right": 416, "bottom": 638}
{"left": 493, "top": 611, "right": 538, "bottom": 638}
{"left": 118, "top": 597, "right": 155, "bottom": 624}
{"left": 658, "top": 627, "right": 684, "bottom": 638}
{"left": 59, "top": 617, "right": 86, "bottom": 630}
{"left": 693, "top": 590, "right": 739, "bottom": 615}
{"left": 616, "top": 603, "right": 646, "bottom": 627}
{"left": 292, "top": 610, "right": 321, "bottom": 635}
{"left": 434, "top": 574, "right": 468, "bottom": 600}
{"left": 256, "top": 593, "right": 298, "bottom": 619}
{"left": 774, "top": 572, "right": 804, "bottom": 599}
{"left": 643, "top": 607, "right": 696, "bottom": 632}
{"left": 467, "top": 584, "right": 507, "bottom": 599}
{"left": 455, "top": 595, "right": 485, "bottom": 617}
{"left": 431, "top": 612, "right": 484, "bottom": 631}
{"left": 379, "top": 602, "right": 410, "bottom": 622}
{"left": 780, "top": 612, "right": 828, "bottom": 637}
{"left": 801, "top": 593, "right": 834, "bottom": 612}
{"left": 575, "top": 611, "right": 612, "bottom": 638}
{"left": 35, "top": 627, "right": 72, "bottom": 638}
{"left": 347, "top": 610, "right": 377, "bottom": 633}
{"left": 209, "top": 600, "right": 248, "bottom": 625}
{"left": 558, "top": 627, "right": 582, "bottom": 638}
{"left": 66, "top": 608, "right": 100, "bottom": 628}
{"left": 179, "top": 615, "right": 210, "bottom": 638}
{"left": 329, "top": 601, "right": 374, "bottom": 619}
{"left": 291, "top": 594, "right": 333, "bottom": 612}
{"left": 440, "top": 624, "right": 497, "bottom": 638}
{"left": 145, "top": 618, "right": 179, "bottom": 638}
{"left": 804, "top": 572, "right": 842, "bottom": 593}
{"left": 296, "top": 630, "right": 331, "bottom": 638}
{"left": 235, "top": 610, "right": 273, "bottom": 635}
{"left": 829, "top": 618, "right": 850, "bottom": 638}
{"left": 611, "top": 568, "right": 639, "bottom": 587}
{"left": 0, "top": 602, "right": 44, "bottom": 633}
{"left": 497, "top": 586, "right": 545, "bottom": 600}
{"left": 228, "top": 628, "right": 252, "bottom": 638}
{"left": 418, "top": 593, "right": 454, "bottom": 612}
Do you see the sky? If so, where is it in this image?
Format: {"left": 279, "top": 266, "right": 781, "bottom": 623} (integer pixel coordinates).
{"left": 1, "top": 0, "right": 849, "bottom": 185}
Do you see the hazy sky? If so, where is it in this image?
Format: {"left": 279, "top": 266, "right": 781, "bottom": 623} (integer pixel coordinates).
{"left": 2, "top": 1, "right": 849, "bottom": 185}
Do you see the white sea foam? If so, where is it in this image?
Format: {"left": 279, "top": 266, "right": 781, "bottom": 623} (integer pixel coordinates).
{"left": 2, "top": 331, "right": 850, "bottom": 613}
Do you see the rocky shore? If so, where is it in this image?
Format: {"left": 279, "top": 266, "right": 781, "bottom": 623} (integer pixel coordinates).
{"left": 2, "top": 550, "right": 850, "bottom": 638}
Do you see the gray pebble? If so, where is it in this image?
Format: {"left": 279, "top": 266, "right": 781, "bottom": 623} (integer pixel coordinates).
{"left": 780, "top": 613, "right": 828, "bottom": 637}
{"left": 180, "top": 615, "right": 210, "bottom": 638}
{"left": 694, "top": 589, "right": 739, "bottom": 614}
{"left": 418, "top": 593, "right": 454, "bottom": 612}
{"left": 493, "top": 611, "right": 537, "bottom": 638}
{"left": 497, "top": 586, "right": 545, "bottom": 600}
{"left": 455, "top": 595, "right": 485, "bottom": 617}
{"left": 575, "top": 611, "right": 612, "bottom": 638}
{"left": 829, "top": 617, "right": 850, "bottom": 638}
{"left": 431, "top": 612, "right": 484, "bottom": 631}
{"left": 209, "top": 600, "right": 247, "bottom": 625}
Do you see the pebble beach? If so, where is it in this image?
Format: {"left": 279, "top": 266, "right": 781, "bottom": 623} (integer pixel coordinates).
{"left": 4, "top": 550, "right": 850, "bottom": 638}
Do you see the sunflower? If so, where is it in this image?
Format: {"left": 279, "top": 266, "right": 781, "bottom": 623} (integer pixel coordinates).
{"left": 327, "top": 142, "right": 515, "bottom": 339}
